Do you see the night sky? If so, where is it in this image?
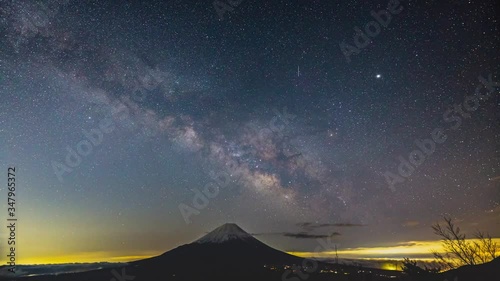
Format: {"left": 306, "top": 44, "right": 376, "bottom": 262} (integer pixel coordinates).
{"left": 0, "top": 0, "right": 499, "bottom": 265}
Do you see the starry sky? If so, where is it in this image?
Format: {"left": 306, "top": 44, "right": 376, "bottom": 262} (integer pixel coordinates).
{"left": 0, "top": 0, "right": 499, "bottom": 265}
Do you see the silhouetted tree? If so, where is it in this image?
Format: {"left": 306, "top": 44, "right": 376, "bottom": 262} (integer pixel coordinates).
{"left": 432, "top": 216, "right": 498, "bottom": 269}
{"left": 401, "top": 258, "right": 440, "bottom": 276}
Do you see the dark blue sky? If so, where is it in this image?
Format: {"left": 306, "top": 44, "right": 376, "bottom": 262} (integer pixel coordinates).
{"left": 0, "top": 0, "right": 499, "bottom": 264}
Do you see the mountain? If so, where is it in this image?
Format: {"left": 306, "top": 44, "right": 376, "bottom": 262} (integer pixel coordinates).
{"left": 18, "top": 223, "right": 402, "bottom": 281}
{"left": 194, "top": 222, "right": 254, "bottom": 243}
{"left": 129, "top": 223, "right": 308, "bottom": 280}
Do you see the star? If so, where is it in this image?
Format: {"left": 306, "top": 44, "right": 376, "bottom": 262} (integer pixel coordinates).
{"left": 1, "top": 0, "right": 497, "bottom": 269}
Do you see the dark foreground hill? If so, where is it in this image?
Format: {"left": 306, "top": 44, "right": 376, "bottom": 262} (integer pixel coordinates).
{"left": 437, "top": 257, "right": 500, "bottom": 281}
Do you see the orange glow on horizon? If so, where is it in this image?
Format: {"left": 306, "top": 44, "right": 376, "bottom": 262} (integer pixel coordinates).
{"left": 380, "top": 262, "right": 399, "bottom": 271}
{"left": 5, "top": 238, "right": 500, "bottom": 266}
{"left": 8, "top": 251, "right": 161, "bottom": 265}
{"left": 287, "top": 238, "right": 500, "bottom": 261}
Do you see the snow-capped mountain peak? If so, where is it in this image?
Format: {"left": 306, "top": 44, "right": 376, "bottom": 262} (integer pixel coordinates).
{"left": 195, "top": 223, "right": 254, "bottom": 244}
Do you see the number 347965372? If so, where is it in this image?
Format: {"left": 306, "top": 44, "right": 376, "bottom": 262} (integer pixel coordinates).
{"left": 7, "top": 167, "right": 16, "bottom": 214}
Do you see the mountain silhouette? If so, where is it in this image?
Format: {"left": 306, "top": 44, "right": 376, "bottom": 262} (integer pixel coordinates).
{"left": 130, "top": 223, "right": 307, "bottom": 279}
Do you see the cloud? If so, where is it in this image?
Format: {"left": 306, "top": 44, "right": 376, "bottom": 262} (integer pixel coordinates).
{"left": 297, "top": 222, "right": 365, "bottom": 231}
{"left": 327, "top": 223, "right": 365, "bottom": 227}
{"left": 252, "top": 231, "right": 341, "bottom": 239}
{"left": 283, "top": 232, "right": 341, "bottom": 239}
{"left": 489, "top": 176, "right": 500, "bottom": 181}
{"left": 396, "top": 241, "right": 419, "bottom": 247}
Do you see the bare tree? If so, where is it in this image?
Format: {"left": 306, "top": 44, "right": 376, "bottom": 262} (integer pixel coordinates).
{"left": 401, "top": 258, "right": 440, "bottom": 276}
{"left": 431, "top": 216, "right": 498, "bottom": 269}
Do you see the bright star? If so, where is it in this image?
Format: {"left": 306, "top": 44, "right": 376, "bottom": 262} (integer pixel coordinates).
{"left": 376, "top": 74, "right": 381, "bottom": 78}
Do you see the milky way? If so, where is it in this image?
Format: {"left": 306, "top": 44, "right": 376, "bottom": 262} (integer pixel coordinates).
{"left": 0, "top": 0, "right": 499, "bottom": 262}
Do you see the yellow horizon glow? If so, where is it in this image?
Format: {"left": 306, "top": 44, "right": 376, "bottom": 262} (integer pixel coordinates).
{"left": 10, "top": 251, "right": 162, "bottom": 265}
{"left": 5, "top": 238, "right": 500, "bottom": 266}
{"left": 287, "top": 238, "right": 500, "bottom": 260}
